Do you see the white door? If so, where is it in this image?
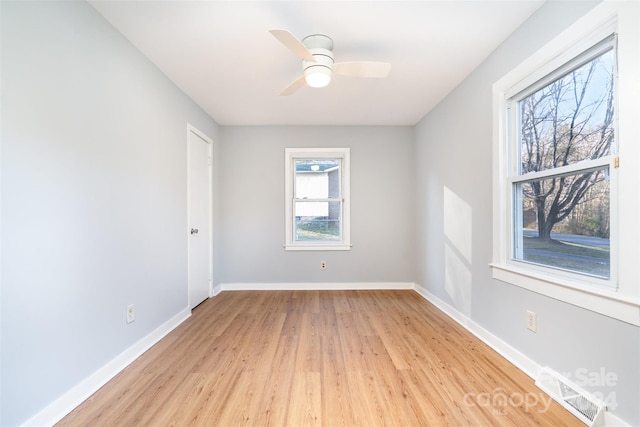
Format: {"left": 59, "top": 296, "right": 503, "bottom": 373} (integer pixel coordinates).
{"left": 187, "top": 125, "right": 212, "bottom": 309}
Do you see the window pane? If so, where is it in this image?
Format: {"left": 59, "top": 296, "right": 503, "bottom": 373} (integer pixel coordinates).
{"left": 295, "top": 201, "right": 341, "bottom": 241}
{"left": 519, "top": 49, "right": 615, "bottom": 174}
{"left": 515, "top": 169, "right": 610, "bottom": 277}
{"left": 295, "top": 159, "right": 340, "bottom": 199}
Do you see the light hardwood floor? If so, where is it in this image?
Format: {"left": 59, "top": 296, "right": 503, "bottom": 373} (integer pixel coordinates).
{"left": 58, "top": 290, "right": 580, "bottom": 426}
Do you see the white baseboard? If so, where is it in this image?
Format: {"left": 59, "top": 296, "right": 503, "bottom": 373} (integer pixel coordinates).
{"left": 412, "top": 284, "right": 540, "bottom": 379}
{"left": 22, "top": 285, "right": 631, "bottom": 427}
{"left": 23, "top": 308, "right": 191, "bottom": 427}
{"left": 218, "top": 282, "right": 416, "bottom": 291}
{"left": 217, "top": 282, "right": 540, "bottom": 379}
{"left": 413, "top": 284, "right": 632, "bottom": 427}
{"left": 218, "top": 280, "right": 535, "bottom": 379}
{"left": 212, "top": 283, "right": 224, "bottom": 296}
{"left": 603, "top": 411, "right": 631, "bottom": 427}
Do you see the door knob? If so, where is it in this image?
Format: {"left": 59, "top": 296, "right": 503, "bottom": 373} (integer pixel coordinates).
{"left": 190, "top": 228, "right": 199, "bottom": 235}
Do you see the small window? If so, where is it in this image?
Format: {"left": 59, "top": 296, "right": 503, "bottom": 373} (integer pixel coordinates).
{"left": 285, "top": 148, "right": 350, "bottom": 251}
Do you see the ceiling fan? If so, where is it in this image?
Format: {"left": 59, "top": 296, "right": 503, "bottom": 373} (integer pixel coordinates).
{"left": 270, "top": 29, "right": 391, "bottom": 96}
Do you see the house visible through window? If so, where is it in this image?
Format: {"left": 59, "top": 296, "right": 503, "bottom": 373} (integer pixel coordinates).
{"left": 294, "top": 159, "right": 341, "bottom": 241}
{"left": 285, "top": 148, "right": 350, "bottom": 250}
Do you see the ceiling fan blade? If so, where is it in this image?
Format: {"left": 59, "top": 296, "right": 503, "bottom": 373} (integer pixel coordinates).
{"left": 333, "top": 61, "right": 391, "bottom": 78}
{"left": 280, "top": 75, "right": 307, "bottom": 96}
{"left": 269, "top": 29, "right": 315, "bottom": 62}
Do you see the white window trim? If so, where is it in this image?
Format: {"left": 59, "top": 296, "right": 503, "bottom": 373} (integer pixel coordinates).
{"left": 284, "top": 147, "right": 351, "bottom": 251}
{"left": 492, "top": 1, "right": 640, "bottom": 325}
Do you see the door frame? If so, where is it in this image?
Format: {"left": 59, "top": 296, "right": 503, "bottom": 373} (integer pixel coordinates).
{"left": 187, "top": 123, "right": 213, "bottom": 309}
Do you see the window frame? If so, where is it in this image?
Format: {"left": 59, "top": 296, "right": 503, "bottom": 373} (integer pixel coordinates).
{"left": 507, "top": 35, "right": 617, "bottom": 289}
{"left": 491, "top": 2, "right": 640, "bottom": 326}
{"left": 284, "top": 147, "right": 351, "bottom": 251}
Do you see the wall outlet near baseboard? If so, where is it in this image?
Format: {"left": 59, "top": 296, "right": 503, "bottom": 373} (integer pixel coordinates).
{"left": 526, "top": 310, "right": 537, "bottom": 332}
{"left": 127, "top": 304, "right": 135, "bottom": 324}
{"left": 320, "top": 261, "right": 327, "bottom": 270}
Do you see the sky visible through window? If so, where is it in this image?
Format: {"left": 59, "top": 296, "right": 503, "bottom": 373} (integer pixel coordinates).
{"left": 516, "top": 47, "right": 614, "bottom": 278}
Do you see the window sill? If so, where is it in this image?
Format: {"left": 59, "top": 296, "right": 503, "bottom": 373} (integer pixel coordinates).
{"left": 490, "top": 263, "right": 640, "bottom": 326}
{"left": 285, "top": 244, "right": 351, "bottom": 251}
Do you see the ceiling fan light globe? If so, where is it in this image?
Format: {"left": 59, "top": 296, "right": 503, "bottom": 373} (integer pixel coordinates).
{"left": 304, "top": 67, "right": 331, "bottom": 88}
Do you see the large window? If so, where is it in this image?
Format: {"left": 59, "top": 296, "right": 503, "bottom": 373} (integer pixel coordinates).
{"left": 511, "top": 37, "right": 616, "bottom": 283}
{"left": 492, "top": 2, "right": 640, "bottom": 326}
{"left": 285, "top": 148, "right": 350, "bottom": 251}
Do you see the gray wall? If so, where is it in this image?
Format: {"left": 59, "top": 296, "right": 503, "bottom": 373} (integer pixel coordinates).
{"left": 3, "top": 0, "right": 638, "bottom": 426}
{"left": 0, "top": 1, "right": 220, "bottom": 425}
{"left": 414, "top": 1, "right": 639, "bottom": 424}
{"left": 219, "top": 126, "right": 415, "bottom": 284}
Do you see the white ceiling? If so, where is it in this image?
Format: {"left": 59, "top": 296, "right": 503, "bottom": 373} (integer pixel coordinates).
{"left": 89, "top": 1, "right": 544, "bottom": 126}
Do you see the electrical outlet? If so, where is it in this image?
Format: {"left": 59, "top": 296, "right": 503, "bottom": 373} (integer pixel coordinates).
{"left": 320, "top": 260, "right": 327, "bottom": 270}
{"left": 526, "top": 310, "right": 537, "bottom": 332}
{"left": 127, "top": 304, "right": 135, "bottom": 324}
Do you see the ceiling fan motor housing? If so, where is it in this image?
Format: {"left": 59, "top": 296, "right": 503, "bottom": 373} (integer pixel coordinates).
{"left": 301, "top": 34, "right": 334, "bottom": 87}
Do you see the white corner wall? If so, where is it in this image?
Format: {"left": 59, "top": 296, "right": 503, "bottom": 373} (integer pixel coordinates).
{"left": 414, "top": 1, "right": 640, "bottom": 425}
{"left": 0, "top": 1, "right": 219, "bottom": 425}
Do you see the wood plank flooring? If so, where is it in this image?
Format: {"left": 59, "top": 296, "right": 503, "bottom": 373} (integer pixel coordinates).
{"left": 57, "top": 290, "right": 580, "bottom": 426}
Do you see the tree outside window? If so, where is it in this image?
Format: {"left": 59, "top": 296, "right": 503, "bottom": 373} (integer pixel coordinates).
{"left": 513, "top": 39, "right": 615, "bottom": 278}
